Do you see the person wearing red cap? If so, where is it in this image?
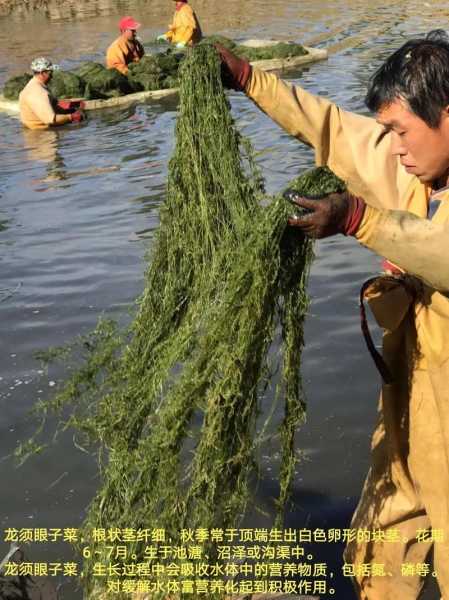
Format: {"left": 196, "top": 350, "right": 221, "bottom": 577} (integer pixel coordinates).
{"left": 157, "top": 0, "right": 202, "bottom": 48}
{"left": 106, "top": 16, "right": 145, "bottom": 75}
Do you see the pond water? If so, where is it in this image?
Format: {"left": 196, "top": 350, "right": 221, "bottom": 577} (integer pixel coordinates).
{"left": 0, "top": 1, "right": 445, "bottom": 597}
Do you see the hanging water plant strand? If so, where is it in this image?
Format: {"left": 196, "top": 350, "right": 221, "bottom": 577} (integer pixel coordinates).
{"left": 21, "top": 44, "right": 346, "bottom": 598}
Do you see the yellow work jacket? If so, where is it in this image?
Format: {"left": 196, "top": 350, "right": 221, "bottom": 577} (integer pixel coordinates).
{"left": 106, "top": 36, "right": 145, "bottom": 75}
{"left": 245, "top": 68, "right": 449, "bottom": 378}
{"left": 165, "top": 3, "right": 202, "bottom": 46}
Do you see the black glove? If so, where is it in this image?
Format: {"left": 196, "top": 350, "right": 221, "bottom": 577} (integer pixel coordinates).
{"left": 285, "top": 190, "right": 366, "bottom": 238}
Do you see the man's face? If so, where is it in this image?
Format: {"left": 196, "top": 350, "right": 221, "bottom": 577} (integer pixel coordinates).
{"left": 123, "top": 28, "right": 137, "bottom": 41}
{"left": 377, "top": 97, "right": 449, "bottom": 185}
{"left": 41, "top": 70, "right": 52, "bottom": 84}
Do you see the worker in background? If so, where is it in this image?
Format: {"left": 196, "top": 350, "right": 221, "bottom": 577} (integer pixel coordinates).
{"left": 218, "top": 29, "right": 449, "bottom": 600}
{"left": 157, "top": 0, "right": 202, "bottom": 48}
{"left": 106, "top": 16, "right": 145, "bottom": 75}
{"left": 19, "top": 58, "right": 84, "bottom": 130}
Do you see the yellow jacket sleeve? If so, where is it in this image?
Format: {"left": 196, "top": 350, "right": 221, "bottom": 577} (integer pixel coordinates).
{"left": 246, "top": 68, "right": 414, "bottom": 211}
{"left": 356, "top": 205, "right": 449, "bottom": 292}
{"left": 106, "top": 39, "right": 130, "bottom": 74}
{"left": 165, "top": 5, "right": 199, "bottom": 45}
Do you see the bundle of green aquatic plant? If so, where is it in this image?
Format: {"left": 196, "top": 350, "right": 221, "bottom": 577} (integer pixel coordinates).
{"left": 48, "top": 69, "right": 85, "bottom": 99}
{"left": 73, "top": 61, "right": 133, "bottom": 99}
{"left": 2, "top": 53, "right": 179, "bottom": 101}
{"left": 127, "top": 55, "right": 162, "bottom": 91}
{"left": 127, "top": 51, "right": 182, "bottom": 91}
{"left": 2, "top": 37, "right": 308, "bottom": 102}
{"left": 204, "top": 35, "right": 308, "bottom": 60}
{"left": 3, "top": 73, "right": 31, "bottom": 100}
{"left": 2, "top": 62, "right": 132, "bottom": 101}
{"left": 236, "top": 41, "right": 308, "bottom": 61}
{"left": 153, "top": 34, "right": 308, "bottom": 62}
{"left": 22, "top": 44, "right": 344, "bottom": 598}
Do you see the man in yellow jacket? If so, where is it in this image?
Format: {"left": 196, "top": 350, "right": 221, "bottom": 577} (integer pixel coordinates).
{"left": 157, "top": 0, "right": 202, "bottom": 48}
{"left": 106, "top": 16, "right": 145, "bottom": 75}
{"left": 19, "top": 57, "right": 84, "bottom": 130}
{"left": 218, "top": 31, "right": 449, "bottom": 600}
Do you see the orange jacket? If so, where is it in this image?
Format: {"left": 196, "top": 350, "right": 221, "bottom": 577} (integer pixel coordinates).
{"left": 106, "top": 36, "right": 144, "bottom": 74}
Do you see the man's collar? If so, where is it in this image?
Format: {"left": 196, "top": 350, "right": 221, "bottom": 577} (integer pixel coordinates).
{"left": 430, "top": 182, "right": 449, "bottom": 200}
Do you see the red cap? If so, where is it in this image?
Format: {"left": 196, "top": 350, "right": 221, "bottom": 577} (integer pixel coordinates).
{"left": 119, "top": 16, "right": 141, "bottom": 31}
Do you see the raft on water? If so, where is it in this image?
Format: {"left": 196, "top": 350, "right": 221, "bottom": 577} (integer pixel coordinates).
{"left": 0, "top": 42, "right": 327, "bottom": 115}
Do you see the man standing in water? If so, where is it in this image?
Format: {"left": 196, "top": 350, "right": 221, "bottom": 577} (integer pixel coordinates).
{"left": 157, "top": 0, "right": 202, "bottom": 48}
{"left": 106, "top": 16, "right": 145, "bottom": 75}
{"left": 218, "top": 31, "right": 449, "bottom": 599}
{"left": 19, "top": 57, "right": 84, "bottom": 130}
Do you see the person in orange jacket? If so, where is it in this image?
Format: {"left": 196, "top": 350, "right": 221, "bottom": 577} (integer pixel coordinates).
{"left": 106, "top": 16, "right": 145, "bottom": 75}
{"left": 157, "top": 0, "right": 202, "bottom": 48}
{"left": 217, "top": 30, "right": 449, "bottom": 600}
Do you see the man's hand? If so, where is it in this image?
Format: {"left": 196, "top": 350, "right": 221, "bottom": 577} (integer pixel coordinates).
{"left": 57, "top": 99, "right": 86, "bottom": 112}
{"left": 214, "top": 43, "right": 252, "bottom": 92}
{"left": 70, "top": 110, "right": 85, "bottom": 123}
{"left": 287, "top": 191, "right": 366, "bottom": 238}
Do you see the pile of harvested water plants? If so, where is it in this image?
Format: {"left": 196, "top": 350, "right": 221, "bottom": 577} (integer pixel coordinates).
{"left": 21, "top": 44, "right": 345, "bottom": 598}
{"left": 3, "top": 39, "right": 308, "bottom": 101}
{"left": 204, "top": 35, "right": 308, "bottom": 60}
{"left": 2, "top": 52, "right": 181, "bottom": 101}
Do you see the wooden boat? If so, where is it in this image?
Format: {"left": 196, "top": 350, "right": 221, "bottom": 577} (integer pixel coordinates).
{"left": 0, "top": 44, "right": 327, "bottom": 115}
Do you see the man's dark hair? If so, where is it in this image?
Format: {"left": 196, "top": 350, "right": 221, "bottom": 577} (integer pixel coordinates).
{"left": 365, "top": 30, "right": 449, "bottom": 127}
